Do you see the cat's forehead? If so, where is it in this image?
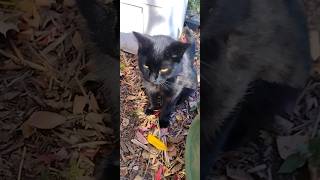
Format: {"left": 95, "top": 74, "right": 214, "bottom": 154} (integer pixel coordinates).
{"left": 151, "top": 35, "right": 175, "bottom": 55}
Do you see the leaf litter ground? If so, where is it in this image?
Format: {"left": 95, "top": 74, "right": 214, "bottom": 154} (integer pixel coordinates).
{"left": 0, "top": 1, "right": 116, "bottom": 179}
{"left": 119, "top": 30, "right": 200, "bottom": 179}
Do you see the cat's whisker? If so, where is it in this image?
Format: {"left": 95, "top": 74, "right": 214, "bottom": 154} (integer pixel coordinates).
{"left": 201, "top": 61, "right": 215, "bottom": 70}
{"left": 200, "top": 74, "right": 214, "bottom": 88}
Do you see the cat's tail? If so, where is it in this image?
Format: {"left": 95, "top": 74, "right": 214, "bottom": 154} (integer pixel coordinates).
{"left": 76, "top": 0, "right": 119, "bottom": 57}
{"left": 182, "top": 27, "right": 197, "bottom": 62}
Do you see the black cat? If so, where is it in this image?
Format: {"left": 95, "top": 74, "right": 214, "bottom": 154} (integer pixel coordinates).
{"left": 133, "top": 29, "right": 197, "bottom": 128}
{"left": 201, "top": 0, "right": 311, "bottom": 178}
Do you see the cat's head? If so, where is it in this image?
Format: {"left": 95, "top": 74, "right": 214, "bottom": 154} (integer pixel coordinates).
{"left": 133, "top": 32, "right": 190, "bottom": 85}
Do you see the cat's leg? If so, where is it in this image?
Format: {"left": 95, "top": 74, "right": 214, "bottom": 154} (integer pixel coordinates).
{"left": 145, "top": 89, "right": 160, "bottom": 115}
{"left": 159, "top": 93, "right": 180, "bottom": 128}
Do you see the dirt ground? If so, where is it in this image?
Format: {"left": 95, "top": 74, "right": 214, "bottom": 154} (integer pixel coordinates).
{"left": 119, "top": 30, "right": 200, "bottom": 179}
{"left": 0, "top": 1, "right": 116, "bottom": 179}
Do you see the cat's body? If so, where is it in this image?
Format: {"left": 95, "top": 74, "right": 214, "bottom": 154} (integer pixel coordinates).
{"left": 76, "top": 0, "right": 119, "bottom": 179}
{"left": 133, "top": 30, "right": 197, "bottom": 127}
{"left": 201, "top": 0, "right": 311, "bottom": 178}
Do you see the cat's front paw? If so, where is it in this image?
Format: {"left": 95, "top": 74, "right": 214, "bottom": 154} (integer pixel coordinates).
{"left": 144, "top": 107, "right": 155, "bottom": 115}
{"left": 159, "top": 118, "right": 170, "bottom": 128}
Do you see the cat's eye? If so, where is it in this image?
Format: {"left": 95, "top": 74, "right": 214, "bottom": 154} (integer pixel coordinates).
{"left": 160, "top": 68, "right": 169, "bottom": 73}
{"left": 143, "top": 65, "right": 149, "bottom": 69}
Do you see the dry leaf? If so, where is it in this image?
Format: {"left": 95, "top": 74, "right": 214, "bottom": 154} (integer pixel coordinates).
{"left": 35, "top": 0, "right": 55, "bottom": 7}
{"left": 120, "top": 167, "right": 128, "bottom": 177}
{"left": 155, "top": 165, "right": 164, "bottom": 180}
{"left": 136, "top": 131, "right": 148, "bottom": 144}
{"left": 73, "top": 95, "right": 88, "bottom": 114}
{"left": 147, "top": 134, "right": 167, "bottom": 151}
{"left": 89, "top": 93, "right": 100, "bottom": 112}
{"left": 85, "top": 113, "right": 104, "bottom": 124}
{"left": 64, "top": 0, "right": 76, "bottom": 7}
{"left": 170, "top": 163, "right": 182, "bottom": 175}
{"left": 0, "top": 21, "right": 18, "bottom": 37}
{"left": 127, "top": 95, "right": 136, "bottom": 100}
{"left": 72, "top": 31, "right": 83, "bottom": 50}
{"left": 23, "top": 111, "right": 66, "bottom": 129}
{"left": 17, "top": 0, "right": 40, "bottom": 28}
{"left": 276, "top": 135, "right": 308, "bottom": 159}
{"left": 176, "top": 115, "right": 183, "bottom": 121}
{"left": 168, "top": 145, "right": 177, "bottom": 157}
{"left": 16, "top": 0, "right": 34, "bottom": 15}
{"left": 122, "top": 117, "right": 130, "bottom": 127}
{"left": 21, "top": 123, "right": 35, "bottom": 138}
{"left": 133, "top": 175, "right": 143, "bottom": 180}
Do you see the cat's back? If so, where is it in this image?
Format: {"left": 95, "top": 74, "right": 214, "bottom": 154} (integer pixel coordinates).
{"left": 203, "top": 0, "right": 311, "bottom": 87}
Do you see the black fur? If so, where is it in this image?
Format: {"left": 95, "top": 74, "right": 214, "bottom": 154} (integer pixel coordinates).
{"left": 201, "top": 0, "right": 311, "bottom": 178}
{"left": 76, "top": 0, "right": 119, "bottom": 57}
{"left": 133, "top": 31, "right": 197, "bottom": 128}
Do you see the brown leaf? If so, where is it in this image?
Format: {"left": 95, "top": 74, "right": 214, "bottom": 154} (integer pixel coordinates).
{"left": 168, "top": 144, "right": 177, "bottom": 157}
{"left": 23, "top": 111, "right": 66, "bottom": 129}
{"left": 21, "top": 123, "right": 35, "bottom": 138}
{"left": 170, "top": 163, "right": 182, "bottom": 175}
{"left": 0, "top": 21, "right": 18, "bottom": 37}
{"left": 35, "top": 0, "right": 55, "bottom": 7}
{"left": 135, "top": 131, "right": 148, "bottom": 144}
{"left": 85, "top": 113, "right": 104, "bottom": 124}
{"left": 17, "top": 0, "right": 41, "bottom": 28}
{"left": 73, "top": 95, "right": 88, "bottom": 114}
{"left": 127, "top": 95, "right": 136, "bottom": 100}
{"left": 276, "top": 135, "right": 308, "bottom": 159}
{"left": 55, "top": 148, "right": 69, "bottom": 161}
{"left": 64, "top": 0, "right": 76, "bottom": 7}
{"left": 72, "top": 31, "right": 83, "bottom": 50}
{"left": 89, "top": 93, "right": 100, "bottom": 112}
{"left": 122, "top": 117, "right": 130, "bottom": 127}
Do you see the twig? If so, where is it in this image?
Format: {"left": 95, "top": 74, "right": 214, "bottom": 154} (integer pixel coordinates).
{"left": 41, "top": 31, "right": 72, "bottom": 55}
{"left": 143, "top": 157, "right": 151, "bottom": 179}
{"left": 75, "top": 76, "right": 88, "bottom": 97}
{"left": 17, "top": 146, "right": 26, "bottom": 180}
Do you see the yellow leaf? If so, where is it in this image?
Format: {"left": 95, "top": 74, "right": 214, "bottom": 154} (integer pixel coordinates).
{"left": 147, "top": 134, "right": 167, "bottom": 151}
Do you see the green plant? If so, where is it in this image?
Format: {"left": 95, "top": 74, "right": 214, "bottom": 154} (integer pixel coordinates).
{"left": 185, "top": 114, "right": 200, "bottom": 180}
{"left": 187, "top": 0, "right": 200, "bottom": 14}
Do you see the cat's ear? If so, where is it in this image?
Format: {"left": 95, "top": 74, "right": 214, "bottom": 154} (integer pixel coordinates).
{"left": 133, "top": 32, "right": 152, "bottom": 51}
{"left": 167, "top": 41, "right": 190, "bottom": 62}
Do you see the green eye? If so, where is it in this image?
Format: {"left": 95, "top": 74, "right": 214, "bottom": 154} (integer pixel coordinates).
{"left": 160, "top": 68, "right": 169, "bottom": 73}
{"left": 143, "top": 65, "right": 149, "bottom": 69}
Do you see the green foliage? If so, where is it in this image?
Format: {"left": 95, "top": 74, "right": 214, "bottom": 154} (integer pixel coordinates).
{"left": 309, "top": 137, "right": 320, "bottom": 166}
{"left": 187, "top": 0, "right": 200, "bottom": 14}
{"left": 120, "top": 62, "right": 126, "bottom": 71}
{"left": 185, "top": 114, "right": 200, "bottom": 180}
{"left": 279, "top": 153, "right": 307, "bottom": 173}
{"left": 279, "top": 136, "right": 320, "bottom": 174}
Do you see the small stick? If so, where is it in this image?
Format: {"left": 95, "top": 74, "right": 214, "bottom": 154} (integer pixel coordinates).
{"left": 17, "top": 146, "right": 26, "bottom": 180}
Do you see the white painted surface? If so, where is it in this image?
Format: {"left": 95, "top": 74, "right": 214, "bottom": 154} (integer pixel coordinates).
{"left": 120, "top": 0, "right": 188, "bottom": 54}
